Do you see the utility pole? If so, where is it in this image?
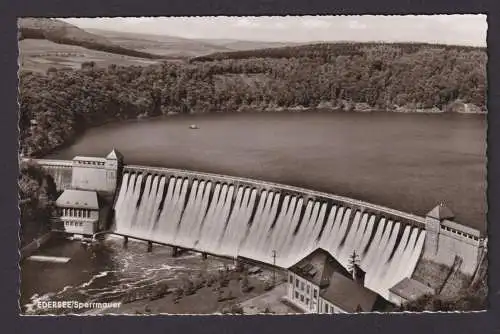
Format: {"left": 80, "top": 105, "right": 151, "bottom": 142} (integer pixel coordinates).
{"left": 272, "top": 250, "right": 277, "bottom": 287}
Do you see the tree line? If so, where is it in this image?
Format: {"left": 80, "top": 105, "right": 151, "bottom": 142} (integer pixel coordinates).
{"left": 19, "top": 42, "right": 487, "bottom": 157}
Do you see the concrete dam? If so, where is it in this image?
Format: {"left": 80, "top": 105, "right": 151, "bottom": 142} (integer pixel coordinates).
{"left": 27, "top": 154, "right": 487, "bottom": 301}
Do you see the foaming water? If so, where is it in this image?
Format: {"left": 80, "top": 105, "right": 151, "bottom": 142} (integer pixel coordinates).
{"left": 20, "top": 237, "right": 226, "bottom": 315}
{"left": 114, "top": 172, "right": 427, "bottom": 299}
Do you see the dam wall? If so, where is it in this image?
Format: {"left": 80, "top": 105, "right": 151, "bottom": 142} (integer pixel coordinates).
{"left": 113, "top": 165, "right": 434, "bottom": 299}
{"left": 24, "top": 157, "right": 485, "bottom": 298}
{"left": 23, "top": 152, "right": 122, "bottom": 194}
{"left": 25, "top": 159, "right": 73, "bottom": 192}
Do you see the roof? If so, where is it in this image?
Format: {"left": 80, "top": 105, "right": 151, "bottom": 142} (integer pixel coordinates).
{"left": 320, "top": 272, "right": 381, "bottom": 312}
{"left": 73, "top": 156, "right": 106, "bottom": 163}
{"left": 55, "top": 189, "right": 99, "bottom": 209}
{"left": 288, "top": 248, "right": 350, "bottom": 288}
{"left": 106, "top": 148, "right": 124, "bottom": 160}
{"left": 426, "top": 203, "right": 455, "bottom": 221}
{"left": 389, "top": 278, "right": 435, "bottom": 301}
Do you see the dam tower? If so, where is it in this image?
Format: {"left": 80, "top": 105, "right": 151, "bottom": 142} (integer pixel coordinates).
{"left": 424, "top": 203, "right": 455, "bottom": 256}
{"left": 105, "top": 149, "right": 124, "bottom": 194}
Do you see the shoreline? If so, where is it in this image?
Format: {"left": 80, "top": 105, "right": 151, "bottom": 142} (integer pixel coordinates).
{"left": 29, "top": 104, "right": 485, "bottom": 160}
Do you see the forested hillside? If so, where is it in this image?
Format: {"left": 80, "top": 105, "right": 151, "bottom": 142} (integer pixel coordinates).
{"left": 19, "top": 42, "right": 487, "bottom": 157}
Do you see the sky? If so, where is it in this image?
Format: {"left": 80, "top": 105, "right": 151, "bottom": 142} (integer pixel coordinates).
{"left": 61, "top": 15, "right": 487, "bottom": 47}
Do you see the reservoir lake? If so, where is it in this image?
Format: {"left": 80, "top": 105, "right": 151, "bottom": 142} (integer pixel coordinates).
{"left": 48, "top": 111, "right": 487, "bottom": 232}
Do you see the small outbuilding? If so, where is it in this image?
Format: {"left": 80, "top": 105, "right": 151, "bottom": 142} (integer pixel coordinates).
{"left": 388, "top": 277, "right": 436, "bottom": 306}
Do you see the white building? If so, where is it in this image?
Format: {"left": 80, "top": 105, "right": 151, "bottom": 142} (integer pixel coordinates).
{"left": 71, "top": 149, "right": 123, "bottom": 194}
{"left": 285, "top": 248, "right": 389, "bottom": 313}
{"left": 51, "top": 149, "right": 123, "bottom": 236}
{"left": 55, "top": 189, "right": 100, "bottom": 235}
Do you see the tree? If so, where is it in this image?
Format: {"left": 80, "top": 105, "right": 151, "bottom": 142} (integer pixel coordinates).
{"left": 81, "top": 61, "right": 96, "bottom": 70}
{"left": 347, "top": 251, "right": 361, "bottom": 274}
{"left": 240, "top": 274, "right": 252, "bottom": 293}
{"left": 46, "top": 67, "right": 57, "bottom": 75}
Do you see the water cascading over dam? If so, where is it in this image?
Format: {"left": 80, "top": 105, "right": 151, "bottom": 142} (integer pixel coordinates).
{"left": 113, "top": 167, "right": 427, "bottom": 299}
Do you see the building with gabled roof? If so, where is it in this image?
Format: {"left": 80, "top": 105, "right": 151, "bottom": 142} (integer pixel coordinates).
{"left": 320, "top": 272, "right": 387, "bottom": 313}
{"left": 285, "top": 248, "right": 391, "bottom": 313}
{"left": 288, "top": 248, "right": 350, "bottom": 288}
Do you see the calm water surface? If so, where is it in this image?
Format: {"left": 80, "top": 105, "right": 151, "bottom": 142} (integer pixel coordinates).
{"left": 49, "top": 111, "right": 487, "bottom": 232}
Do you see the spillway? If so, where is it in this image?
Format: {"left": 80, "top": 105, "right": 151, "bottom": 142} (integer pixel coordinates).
{"left": 113, "top": 169, "right": 428, "bottom": 299}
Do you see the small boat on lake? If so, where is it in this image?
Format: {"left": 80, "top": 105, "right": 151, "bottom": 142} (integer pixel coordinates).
{"left": 189, "top": 124, "right": 199, "bottom": 130}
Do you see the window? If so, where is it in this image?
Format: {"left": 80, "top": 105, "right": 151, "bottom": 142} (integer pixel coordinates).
{"left": 306, "top": 285, "right": 310, "bottom": 294}
{"left": 300, "top": 295, "right": 304, "bottom": 302}
{"left": 314, "top": 289, "right": 318, "bottom": 299}
{"left": 289, "top": 274, "right": 293, "bottom": 283}
{"left": 295, "top": 278, "right": 299, "bottom": 288}
{"left": 301, "top": 282, "right": 305, "bottom": 291}
{"left": 295, "top": 291, "right": 299, "bottom": 299}
{"left": 306, "top": 298, "right": 310, "bottom": 305}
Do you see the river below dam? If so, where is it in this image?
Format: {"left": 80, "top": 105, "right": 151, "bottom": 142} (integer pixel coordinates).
{"left": 21, "top": 111, "right": 487, "bottom": 314}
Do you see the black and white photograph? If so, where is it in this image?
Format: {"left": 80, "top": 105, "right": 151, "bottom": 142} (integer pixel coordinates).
{"left": 18, "top": 15, "right": 488, "bottom": 315}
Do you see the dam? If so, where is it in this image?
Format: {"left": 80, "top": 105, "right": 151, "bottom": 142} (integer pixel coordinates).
{"left": 24, "top": 151, "right": 487, "bottom": 301}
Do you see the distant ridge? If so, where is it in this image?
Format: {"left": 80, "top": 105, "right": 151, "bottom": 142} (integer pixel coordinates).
{"left": 86, "top": 28, "right": 301, "bottom": 57}
{"left": 191, "top": 41, "right": 486, "bottom": 62}
{"left": 18, "top": 18, "right": 165, "bottom": 60}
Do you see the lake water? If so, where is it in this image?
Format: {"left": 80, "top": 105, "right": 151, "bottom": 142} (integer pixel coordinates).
{"left": 48, "top": 111, "right": 487, "bottom": 232}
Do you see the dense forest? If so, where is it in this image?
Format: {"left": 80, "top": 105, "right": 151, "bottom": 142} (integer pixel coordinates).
{"left": 19, "top": 160, "right": 58, "bottom": 246}
{"left": 192, "top": 41, "right": 485, "bottom": 62}
{"left": 19, "top": 42, "right": 487, "bottom": 157}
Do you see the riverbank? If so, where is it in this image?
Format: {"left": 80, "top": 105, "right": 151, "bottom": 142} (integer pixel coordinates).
{"left": 21, "top": 235, "right": 290, "bottom": 315}
{"left": 19, "top": 231, "right": 55, "bottom": 261}
{"left": 83, "top": 256, "right": 288, "bottom": 315}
